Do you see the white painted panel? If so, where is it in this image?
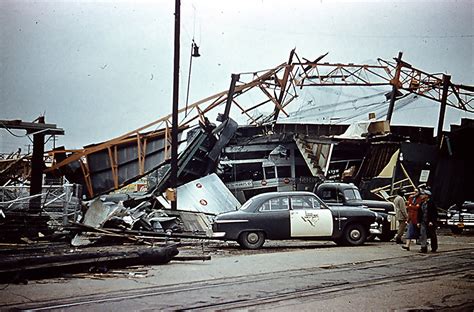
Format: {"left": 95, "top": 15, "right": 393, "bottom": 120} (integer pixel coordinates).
{"left": 290, "top": 209, "right": 333, "bottom": 237}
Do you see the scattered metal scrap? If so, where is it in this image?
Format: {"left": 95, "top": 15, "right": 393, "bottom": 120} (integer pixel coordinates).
{"left": 70, "top": 173, "right": 240, "bottom": 246}
{"left": 69, "top": 197, "right": 182, "bottom": 247}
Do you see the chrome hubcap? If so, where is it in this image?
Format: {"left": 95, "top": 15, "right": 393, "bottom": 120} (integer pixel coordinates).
{"left": 247, "top": 233, "right": 259, "bottom": 244}
{"left": 350, "top": 229, "right": 361, "bottom": 240}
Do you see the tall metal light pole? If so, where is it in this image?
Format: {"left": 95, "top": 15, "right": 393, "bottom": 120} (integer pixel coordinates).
{"left": 170, "top": 0, "right": 180, "bottom": 210}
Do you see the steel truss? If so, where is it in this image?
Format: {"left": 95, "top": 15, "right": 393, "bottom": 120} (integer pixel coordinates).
{"left": 46, "top": 50, "right": 473, "bottom": 197}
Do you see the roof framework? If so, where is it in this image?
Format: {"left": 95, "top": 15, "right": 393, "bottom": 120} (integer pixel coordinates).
{"left": 46, "top": 50, "right": 474, "bottom": 197}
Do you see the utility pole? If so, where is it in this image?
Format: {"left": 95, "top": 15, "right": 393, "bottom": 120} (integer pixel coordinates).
{"left": 170, "top": 0, "right": 180, "bottom": 211}
{"left": 29, "top": 116, "right": 45, "bottom": 213}
{"left": 0, "top": 118, "right": 64, "bottom": 212}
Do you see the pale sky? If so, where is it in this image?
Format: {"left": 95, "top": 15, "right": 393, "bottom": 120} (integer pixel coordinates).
{"left": 1, "top": 0, "right": 473, "bottom": 153}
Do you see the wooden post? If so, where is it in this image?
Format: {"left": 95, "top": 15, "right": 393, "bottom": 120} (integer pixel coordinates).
{"left": 29, "top": 116, "right": 45, "bottom": 213}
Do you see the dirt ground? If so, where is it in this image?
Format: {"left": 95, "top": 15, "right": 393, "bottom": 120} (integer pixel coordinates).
{"left": 0, "top": 227, "right": 473, "bottom": 311}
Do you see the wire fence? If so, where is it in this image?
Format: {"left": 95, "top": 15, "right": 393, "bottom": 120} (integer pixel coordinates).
{"left": 0, "top": 184, "right": 83, "bottom": 229}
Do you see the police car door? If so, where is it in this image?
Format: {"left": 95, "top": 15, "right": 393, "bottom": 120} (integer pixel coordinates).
{"left": 290, "top": 194, "right": 333, "bottom": 237}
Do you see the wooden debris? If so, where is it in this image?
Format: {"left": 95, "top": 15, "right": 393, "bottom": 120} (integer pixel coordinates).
{"left": 0, "top": 244, "right": 179, "bottom": 283}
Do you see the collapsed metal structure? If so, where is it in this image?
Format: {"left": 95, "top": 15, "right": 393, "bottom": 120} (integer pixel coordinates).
{"left": 44, "top": 50, "right": 473, "bottom": 202}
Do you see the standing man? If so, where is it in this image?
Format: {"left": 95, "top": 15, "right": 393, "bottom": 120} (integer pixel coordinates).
{"left": 417, "top": 189, "right": 438, "bottom": 253}
{"left": 393, "top": 188, "right": 407, "bottom": 244}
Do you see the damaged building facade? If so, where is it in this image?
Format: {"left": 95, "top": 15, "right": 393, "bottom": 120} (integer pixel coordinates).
{"left": 2, "top": 50, "right": 474, "bottom": 246}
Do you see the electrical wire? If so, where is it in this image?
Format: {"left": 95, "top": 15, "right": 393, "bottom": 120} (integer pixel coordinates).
{"left": 0, "top": 125, "right": 28, "bottom": 138}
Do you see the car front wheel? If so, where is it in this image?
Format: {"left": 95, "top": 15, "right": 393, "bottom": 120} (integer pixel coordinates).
{"left": 238, "top": 231, "right": 265, "bottom": 249}
{"left": 343, "top": 224, "right": 367, "bottom": 246}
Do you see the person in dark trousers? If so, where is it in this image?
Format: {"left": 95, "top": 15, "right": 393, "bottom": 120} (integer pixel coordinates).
{"left": 393, "top": 189, "right": 408, "bottom": 244}
{"left": 417, "top": 189, "right": 438, "bottom": 253}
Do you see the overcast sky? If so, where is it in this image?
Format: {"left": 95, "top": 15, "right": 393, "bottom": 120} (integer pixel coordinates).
{"left": 1, "top": 0, "right": 473, "bottom": 153}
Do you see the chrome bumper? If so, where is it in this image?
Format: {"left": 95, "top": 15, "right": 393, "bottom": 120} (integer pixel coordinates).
{"left": 369, "top": 222, "right": 383, "bottom": 235}
{"left": 211, "top": 231, "right": 226, "bottom": 238}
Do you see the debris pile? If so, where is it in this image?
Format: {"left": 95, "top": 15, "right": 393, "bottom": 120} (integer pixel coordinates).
{"left": 69, "top": 172, "right": 240, "bottom": 246}
{"left": 70, "top": 196, "right": 181, "bottom": 247}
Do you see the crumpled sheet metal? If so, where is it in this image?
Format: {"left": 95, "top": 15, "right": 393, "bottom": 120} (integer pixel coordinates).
{"left": 81, "top": 198, "right": 124, "bottom": 228}
{"left": 72, "top": 199, "right": 125, "bottom": 246}
{"left": 176, "top": 173, "right": 241, "bottom": 214}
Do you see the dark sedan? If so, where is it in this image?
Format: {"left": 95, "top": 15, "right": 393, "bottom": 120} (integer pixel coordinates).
{"left": 212, "top": 191, "right": 380, "bottom": 249}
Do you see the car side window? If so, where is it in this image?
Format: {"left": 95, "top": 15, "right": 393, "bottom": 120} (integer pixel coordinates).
{"left": 259, "top": 197, "right": 289, "bottom": 212}
{"left": 320, "top": 189, "right": 343, "bottom": 202}
{"left": 291, "top": 195, "right": 321, "bottom": 210}
{"left": 320, "top": 189, "right": 334, "bottom": 201}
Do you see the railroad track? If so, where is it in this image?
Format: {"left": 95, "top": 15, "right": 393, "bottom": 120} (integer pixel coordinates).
{"left": 6, "top": 248, "right": 474, "bottom": 311}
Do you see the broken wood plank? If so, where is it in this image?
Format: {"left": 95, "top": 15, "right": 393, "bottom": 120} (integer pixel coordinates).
{"left": 172, "top": 255, "right": 211, "bottom": 261}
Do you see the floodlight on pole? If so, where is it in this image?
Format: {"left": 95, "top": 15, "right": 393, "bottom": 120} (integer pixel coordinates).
{"left": 185, "top": 39, "right": 201, "bottom": 115}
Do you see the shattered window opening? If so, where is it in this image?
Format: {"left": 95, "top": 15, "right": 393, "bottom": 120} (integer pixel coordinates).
{"left": 264, "top": 166, "right": 276, "bottom": 180}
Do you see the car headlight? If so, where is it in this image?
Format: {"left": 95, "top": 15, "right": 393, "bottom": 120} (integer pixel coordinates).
{"left": 375, "top": 214, "right": 383, "bottom": 223}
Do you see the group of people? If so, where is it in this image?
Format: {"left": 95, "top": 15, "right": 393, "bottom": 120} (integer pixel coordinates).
{"left": 392, "top": 187, "right": 438, "bottom": 253}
